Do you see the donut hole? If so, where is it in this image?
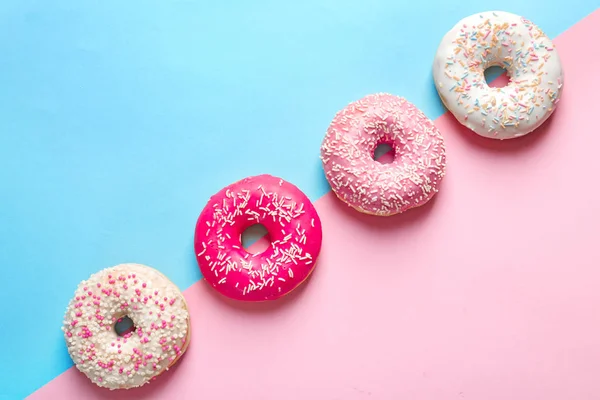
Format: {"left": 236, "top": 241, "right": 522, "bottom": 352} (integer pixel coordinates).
{"left": 114, "top": 316, "right": 136, "bottom": 337}
{"left": 484, "top": 65, "right": 509, "bottom": 88}
{"left": 373, "top": 143, "right": 395, "bottom": 164}
{"left": 241, "top": 223, "right": 271, "bottom": 254}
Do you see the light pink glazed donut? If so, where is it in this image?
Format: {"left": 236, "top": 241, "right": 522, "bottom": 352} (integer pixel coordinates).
{"left": 194, "top": 174, "right": 323, "bottom": 301}
{"left": 320, "top": 93, "right": 446, "bottom": 216}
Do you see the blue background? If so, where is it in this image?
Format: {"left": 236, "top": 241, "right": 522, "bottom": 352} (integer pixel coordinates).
{"left": 0, "top": 1, "right": 596, "bottom": 398}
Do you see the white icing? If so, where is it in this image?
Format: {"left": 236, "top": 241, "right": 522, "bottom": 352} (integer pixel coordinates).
{"left": 433, "top": 11, "right": 563, "bottom": 139}
{"left": 62, "top": 264, "right": 190, "bottom": 390}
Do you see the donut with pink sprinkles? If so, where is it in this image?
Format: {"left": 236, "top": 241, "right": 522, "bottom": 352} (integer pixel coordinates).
{"left": 321, "top": 93, "right": 446, "bottom": 216}
{"left": 194, "top": 174, "right": 323, "bottom": 301}
{"left": 62, "top": 263, "right": 191, "bottom": 390}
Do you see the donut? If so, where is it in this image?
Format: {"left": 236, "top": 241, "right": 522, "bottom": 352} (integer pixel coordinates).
{"left": 62, "top": 263, "right": 191, "bottom": 390}
{"left": 194, "top": 174, "right": 322, "bottom": 301}
{"left": 320, "top": 93, "right": 446, "bottom": 216}
{"left": 433, "top": 11, "right": 563, "bottom": 139}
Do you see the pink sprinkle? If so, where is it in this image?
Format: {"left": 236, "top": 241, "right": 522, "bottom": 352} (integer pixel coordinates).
{"left": 142, "top": 283, "right": 147, "bottom": 288}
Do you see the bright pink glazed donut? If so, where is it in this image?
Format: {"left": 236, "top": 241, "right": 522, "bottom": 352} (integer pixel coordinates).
{"left": 194, "top": 174, "right": 323, "bottom": 301}
{"left": 321, "top": 93, "right": 446, "bottom": 216}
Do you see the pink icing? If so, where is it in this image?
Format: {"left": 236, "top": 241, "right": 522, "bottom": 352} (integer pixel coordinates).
{"left": 320, "top": 93, "right": 446, "bottom": 216}
{"left": 194, "top": 174, "right": 323, "bottom": 301}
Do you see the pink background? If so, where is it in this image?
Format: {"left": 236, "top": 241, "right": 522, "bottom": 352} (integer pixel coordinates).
{"left": 30, "top": 10, "right": 600, "bottom": 400}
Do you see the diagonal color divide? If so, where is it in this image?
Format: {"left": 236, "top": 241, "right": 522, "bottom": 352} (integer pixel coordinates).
{"left": 29, "top": 9, "right": 600, "bottom": 400}
{"left": 1, "top": 2, "right": 598, "bottom": 397}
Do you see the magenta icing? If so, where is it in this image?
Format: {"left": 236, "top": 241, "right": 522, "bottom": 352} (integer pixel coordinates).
{"left": 194, "top": 174, "right": 323, "bottom": 301}
{"left": 320, "top": 93, "right": 446, "bottom": 216}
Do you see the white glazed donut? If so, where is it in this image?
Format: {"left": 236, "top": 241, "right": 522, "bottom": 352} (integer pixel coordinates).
{"left": 62, "top": 263, "right": 191, "bottom": 390}
{"left": 433, "top": 11, "right": 563, "bottom": 139}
